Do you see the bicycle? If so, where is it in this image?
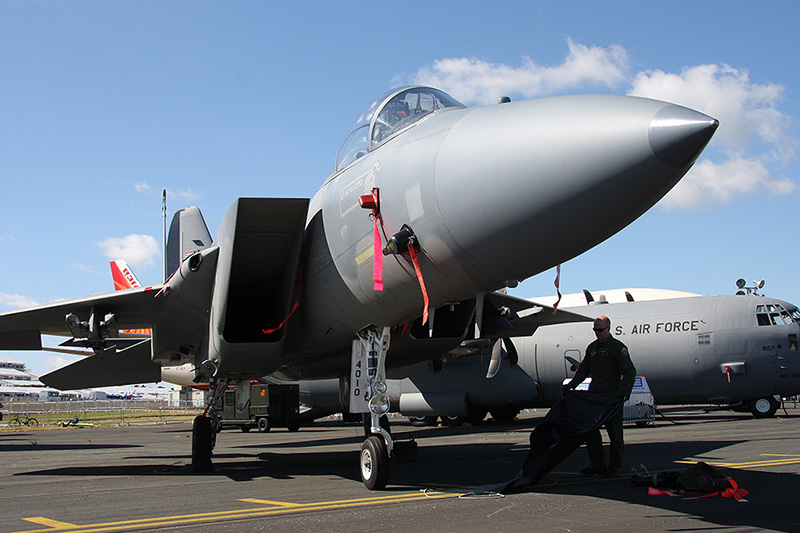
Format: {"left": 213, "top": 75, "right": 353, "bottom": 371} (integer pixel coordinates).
{"left": 8, "top": 414, "right": 39, "bottom": 427}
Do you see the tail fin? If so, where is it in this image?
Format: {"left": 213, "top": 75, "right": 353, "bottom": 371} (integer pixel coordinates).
{"left": 109, "top": 260, "right": 151, "bottom": 335}
{"left": 166, "top": 206, "right": 212, "bottom": 277}
{"left": 110, "top": 259, "right": 142, "bottom": 290}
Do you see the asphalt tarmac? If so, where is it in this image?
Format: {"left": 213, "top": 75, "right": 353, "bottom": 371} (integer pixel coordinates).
{"left": 2, "top": 405, "right": 800, "bottom": 533}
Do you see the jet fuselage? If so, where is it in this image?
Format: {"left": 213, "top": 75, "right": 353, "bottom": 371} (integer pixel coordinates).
{"left": 272, "top": 88, "right": 718, "bottom": 378}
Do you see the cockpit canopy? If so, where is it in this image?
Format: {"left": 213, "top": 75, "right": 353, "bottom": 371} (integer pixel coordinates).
{"left": 335, "top": 86, "right": 465, "bottom": 171}
{"left": 756, "top": 303, "right": 800, "bottom": 326}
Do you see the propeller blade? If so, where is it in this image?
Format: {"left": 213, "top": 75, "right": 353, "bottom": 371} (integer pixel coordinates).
{"left": 503, "top": 337, "right": 519, "bottom": 366}
{"left": 486, "top": 339, "right": 503, "bottom": 378}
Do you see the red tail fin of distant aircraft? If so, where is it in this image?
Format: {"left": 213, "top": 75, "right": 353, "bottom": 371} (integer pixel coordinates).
{"left": 110, "top": 260, "right": 151, "bottom": 335}
{"left": 110, "top": 259, "right": 142, "bottom": 290}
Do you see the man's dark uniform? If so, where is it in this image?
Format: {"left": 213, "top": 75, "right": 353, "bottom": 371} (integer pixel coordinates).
{"left": 566, "top": 335, "right": 636, "bottom": 474}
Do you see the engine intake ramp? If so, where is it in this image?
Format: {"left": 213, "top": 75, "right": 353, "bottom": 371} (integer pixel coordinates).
{"left": 210, "top": 198, "right": 309, "bottom": 377}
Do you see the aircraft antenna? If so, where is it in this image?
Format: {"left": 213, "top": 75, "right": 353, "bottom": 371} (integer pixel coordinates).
{"left": 162, "top": 189, "right": 167, "bottom": 282}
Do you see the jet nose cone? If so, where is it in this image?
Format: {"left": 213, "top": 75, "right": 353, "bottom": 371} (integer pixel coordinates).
{"left": 649, "top": 105, "right": 719, "bottom": 168}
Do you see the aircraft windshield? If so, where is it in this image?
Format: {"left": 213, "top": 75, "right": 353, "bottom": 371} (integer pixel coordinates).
{"left": 335, "top": 86, "right": 465, "bottom": 171}
{"left": 755, "top": 303, "right": 800, "bottom": 326}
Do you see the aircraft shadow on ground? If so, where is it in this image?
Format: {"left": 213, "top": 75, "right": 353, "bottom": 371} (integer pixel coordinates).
{"left": 527, "top": 464, "right": 800, "bottom": 532}
{"left": 506, "top": 439, "right": 800, "bottom": 533}
{"left": 12, "top": 439, "right": 522, "bottom": 484}
{"left": 1, "top": 440, "right": 139, "bottom": 452}
{"left": 225, "top": 418, "right": 536, "bottom": 451}
{"left": 12, "top": 412, "right": 800, "bottom": 525}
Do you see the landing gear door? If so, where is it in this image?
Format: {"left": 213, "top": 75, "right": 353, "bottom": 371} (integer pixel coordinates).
{"left": 564, "top": 349, "right": 582, "bottom": 379}
{"left": 350, "top": 339, "right": 370, "bottom": 413}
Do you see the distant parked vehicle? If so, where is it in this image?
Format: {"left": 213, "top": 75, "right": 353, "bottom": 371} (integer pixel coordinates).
{"left": 218, "top": 383, "right": 300, "bottom": 433}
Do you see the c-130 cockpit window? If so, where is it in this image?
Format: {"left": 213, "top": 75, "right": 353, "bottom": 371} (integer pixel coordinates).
{"left": 755, "top": 303, "right": 800, "bottom": 326}
{"left": 335, "top": 86, "right": 465, "bottom": 171}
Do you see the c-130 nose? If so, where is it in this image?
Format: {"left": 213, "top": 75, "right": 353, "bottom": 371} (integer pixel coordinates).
{"left": 649, "top": 104, "right": 719, "bottom": 168}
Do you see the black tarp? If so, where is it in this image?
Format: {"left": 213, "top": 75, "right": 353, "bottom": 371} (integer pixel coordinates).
{"left": 501, "top": 390, "right": 623, "bottom": 493}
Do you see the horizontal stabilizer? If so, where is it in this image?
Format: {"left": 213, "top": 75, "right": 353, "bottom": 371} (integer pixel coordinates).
{"left": 41, "top": 340, "right": 160, "bottom": 390}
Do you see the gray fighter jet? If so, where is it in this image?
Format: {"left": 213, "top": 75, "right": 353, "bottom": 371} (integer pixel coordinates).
{"left": 0, "top": 86, "right": 717, "bottom": 489}
{"left": 313, "top": 288, "right": 799, "bottom": 426}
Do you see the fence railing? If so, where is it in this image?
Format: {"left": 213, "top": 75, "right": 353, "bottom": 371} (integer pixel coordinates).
{"left": 1, "top": 400, "right": 203, "bottom": 427}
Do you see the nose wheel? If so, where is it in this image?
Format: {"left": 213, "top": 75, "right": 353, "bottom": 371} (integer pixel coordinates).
{"left": 351, "top": 326, "right": 394, "bottom": 490}
{"left": 360, "top": 435, "right": 390, "bottom": 490}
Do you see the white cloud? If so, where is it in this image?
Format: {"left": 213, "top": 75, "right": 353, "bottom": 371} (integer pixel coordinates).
{"left": 97, "top": 234, "right": 160, "bottom": 270}
{"left": 135, "top": 183, "right": 200, "bottom": 205}
{"left": 406, "top": 38, "right": 630, "bottom": 105}
{"left": 0, "top": 292, "right": 39, "bottom": 309}
{"left": 629, "top": 64, "right": 797, "bottom": 209}
{"left": 71, "top": 262, "right": 100, "bottom": 275}
{"left": 166, "top": 187, "right": 200, "bottom": 204}
{"left": 629, "top": 64, "right": 796, "bottom": 163}
{"left": 404, "top": 40, "right": 798, "bottom": 210}
{"left": 660, "top": 156, "right": 796, "bottom": 210}
{"left": 44, "top": 355, "right": 78, "bottom": 371}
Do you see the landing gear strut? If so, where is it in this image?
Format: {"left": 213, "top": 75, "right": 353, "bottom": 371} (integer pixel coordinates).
{"left": 351, "top": 326, "right": 392, "bottom": 489}
{"left": 191, "top": 376, "right": 226, "bottom": 472}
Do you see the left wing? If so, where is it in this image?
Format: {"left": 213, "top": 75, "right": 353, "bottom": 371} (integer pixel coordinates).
{"left": 0, "top": 246, "right": 220, "bottom": 390}
{"left": 0, "top": 284, "right": 165, "bottom": 348}
{"left": 40, "top": 338, "right": 160, "bottom": 389}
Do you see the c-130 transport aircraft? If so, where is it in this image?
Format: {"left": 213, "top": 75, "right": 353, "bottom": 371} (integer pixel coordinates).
{"left": 289, "top": 288, "right": 798, "bottom": 426}
{"left": 0, "top": 86, "right": 717, "bottom": 489}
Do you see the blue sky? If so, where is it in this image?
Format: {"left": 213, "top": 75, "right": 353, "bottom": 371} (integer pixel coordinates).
{"left": 1, "top": 1, "right": 798, "bottom": 375}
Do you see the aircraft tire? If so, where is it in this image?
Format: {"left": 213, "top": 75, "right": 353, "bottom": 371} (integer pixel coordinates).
{"left": 749, "top": 396, "right": 780, "bottom": 418}
{"left": 468, "top": 410, "right": 488, "bottom": 425}
{"left": 408, "top": 415, "right": 438, "bottom": 426}
{"left": 490, "top": 407, "right": 520, "bottom": 423}
{"left": 257, "top": 417, "right": 270, "bottom": 432}
{"left": 360, "top": 435, "right": 389, "bottom": 490}
{"left": 191, "top": 416, "right": 214, "bottom": 472}
{"left": 441, "top": 415, "right": 467, "bottom": 427}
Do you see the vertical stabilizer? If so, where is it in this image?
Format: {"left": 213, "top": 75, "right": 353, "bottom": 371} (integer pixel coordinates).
{"left": 166, "top": 206, "right": 213, "bottom": 277}
{"left": 110, "top": 259, "right": 142, "bottom": 290}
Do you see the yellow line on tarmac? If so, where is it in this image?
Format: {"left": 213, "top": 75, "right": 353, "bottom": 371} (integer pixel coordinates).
{"left": 21, "top": 518, "right": 77, "bottom": 529}
{"left": 239, "top": 499, "right": 302, "bottom": 507}
{"left": 677, "top": 454, "right": 800, "bottom": 469}
{"left": 13, "top": 492, "right": 442, "bottom": 533}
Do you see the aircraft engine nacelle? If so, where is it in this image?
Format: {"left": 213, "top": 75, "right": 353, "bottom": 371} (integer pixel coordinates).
{"left": 397, "top": 392, "right": 468, "bottom": 417}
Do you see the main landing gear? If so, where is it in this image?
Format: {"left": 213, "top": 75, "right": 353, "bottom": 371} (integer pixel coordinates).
{"left": 749, "top": 396, "right": 780, "bottom": 418}
{"left": 191, "top": 375, "right": 227, "bottom": 473}
{"left": 352, "top": 326, "right": 393, "bottom": 490}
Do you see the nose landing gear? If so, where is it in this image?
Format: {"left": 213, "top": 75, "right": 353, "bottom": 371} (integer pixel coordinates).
{"left": 351, "top": 326, "right": 393, "bottom": 490}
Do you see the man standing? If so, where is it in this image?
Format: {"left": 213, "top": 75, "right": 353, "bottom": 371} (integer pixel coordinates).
{"left": 563, "top": 315, "right": 636, "bottom": 477}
